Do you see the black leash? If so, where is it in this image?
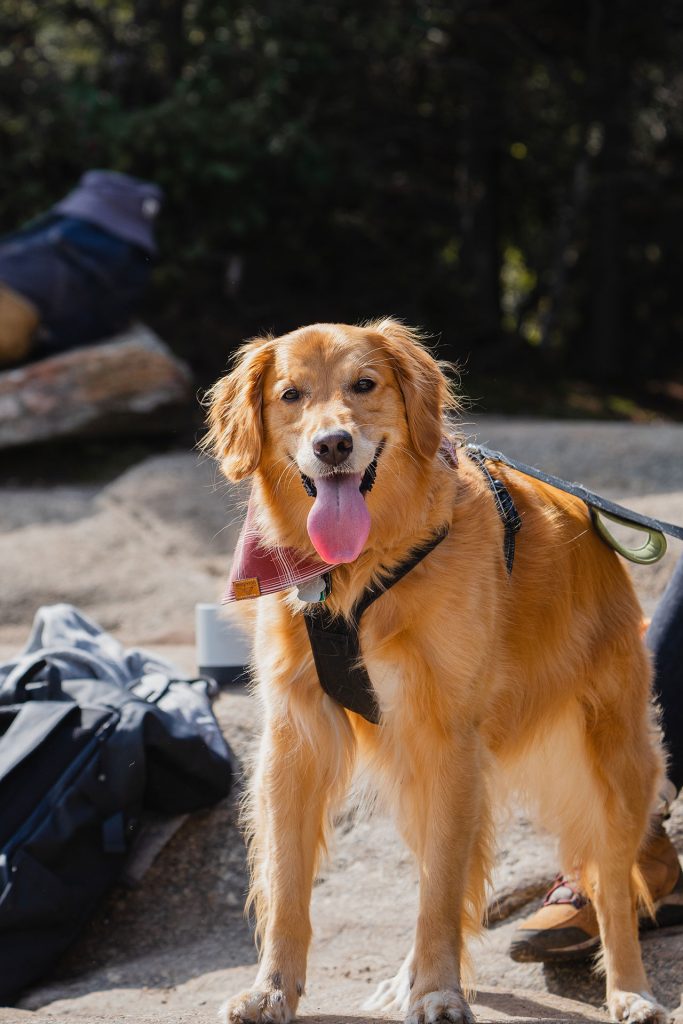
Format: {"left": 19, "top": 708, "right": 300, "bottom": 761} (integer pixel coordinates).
{"left": 469, "top": 444, "right": 683, "bottom": 564}
{"left": 303, "top": 526, "right": 449, "bottom": 724}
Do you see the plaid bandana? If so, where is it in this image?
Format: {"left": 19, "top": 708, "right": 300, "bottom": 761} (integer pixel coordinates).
{"left": 222, "top": 437, "right": 459, "bottom": 603}
{"left": 223, "top": 499, "right": 330, "bottom": 603}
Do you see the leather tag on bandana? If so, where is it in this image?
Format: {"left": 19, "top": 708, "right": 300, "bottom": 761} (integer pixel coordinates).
{"left": 233, "top": 577, "right": 261, "bottom": 600}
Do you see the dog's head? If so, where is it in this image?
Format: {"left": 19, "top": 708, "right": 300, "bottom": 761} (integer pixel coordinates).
{"left": 203, "top": 319, "right": 457, "bottom": 563}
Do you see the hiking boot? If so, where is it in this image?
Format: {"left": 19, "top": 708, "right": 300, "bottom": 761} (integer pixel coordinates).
{"left": 508, "top": 819, "right": 683, "bottom": 963}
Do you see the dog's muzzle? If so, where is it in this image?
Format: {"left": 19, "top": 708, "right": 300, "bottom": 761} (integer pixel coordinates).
{"left": 300, "top": 440, "right": 385, "bottom": 498}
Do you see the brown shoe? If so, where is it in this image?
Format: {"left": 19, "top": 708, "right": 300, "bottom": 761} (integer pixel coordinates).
{"left": 509, "top": 820, "right": 683, "bottom": 963}
{"left": 639, "top": 818, "right": 683, "bottom": 930}
{"left": 508, "top": 875, "right": 601, "bottom": 962}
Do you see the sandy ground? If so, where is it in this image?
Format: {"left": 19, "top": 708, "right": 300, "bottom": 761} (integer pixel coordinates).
{"left": 2, "top": 418, "right": 682, "bottom": 1023}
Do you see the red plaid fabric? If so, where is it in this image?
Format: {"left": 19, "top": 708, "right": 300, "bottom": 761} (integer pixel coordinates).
{"left": 223, "top": 498, "right": 329, "bottom": 603}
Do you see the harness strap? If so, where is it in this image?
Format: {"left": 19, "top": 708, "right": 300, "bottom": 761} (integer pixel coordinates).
{"left": 354, "top": 525, "right": 450, "bottom": 617}
{"left": 466, "top": 447, "right": 522, "bottom": 575}
{"left": 303, "top": 526, "right": 449, "bottom": 724}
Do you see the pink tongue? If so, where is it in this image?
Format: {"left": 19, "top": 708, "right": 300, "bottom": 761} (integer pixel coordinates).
{"left": 306, "top": 473, "right": 371, "bottom": 564}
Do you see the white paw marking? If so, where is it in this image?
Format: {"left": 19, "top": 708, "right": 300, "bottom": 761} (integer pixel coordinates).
{"left": 218, "top": 988, "right": 294, "bottom": 1024}
{"left": 608, "top": 990, "right": 668, "bottom": 1024}
{"left": 405, "top": 989, "right": 475, "bottom": 1024}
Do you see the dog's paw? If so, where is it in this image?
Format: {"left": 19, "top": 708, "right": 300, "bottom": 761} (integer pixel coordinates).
{"left": 219, "top": 987, "right": 296, "bottom": 1024}
{"left": 363, "top": 954, "right": 412, "bottom": 1013}
{"left": 608, "top": 990, "right": 668, "bottom": 1024}
{"left": 405, "top": 989, "right": 475, "bottom": 1024}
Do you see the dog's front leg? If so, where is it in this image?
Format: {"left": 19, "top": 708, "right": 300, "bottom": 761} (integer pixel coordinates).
{"left": 399, "top": 724, "right": 490, "bottom": 1024}
{"left": 222, "top": 697, "right": 353, "bottom": 1024}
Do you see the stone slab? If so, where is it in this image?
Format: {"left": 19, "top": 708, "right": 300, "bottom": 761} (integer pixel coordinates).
{"left": 0, "top": 324, "right": 192, "bottom": 448}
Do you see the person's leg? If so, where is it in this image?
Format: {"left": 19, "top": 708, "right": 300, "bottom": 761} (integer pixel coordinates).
{"left": 647, "top": 553, "right": 683, "bottom": 795}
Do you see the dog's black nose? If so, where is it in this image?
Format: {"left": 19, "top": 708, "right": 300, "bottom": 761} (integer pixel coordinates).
{"left": 312, "top": 430, "right": 353, "bottom": 467}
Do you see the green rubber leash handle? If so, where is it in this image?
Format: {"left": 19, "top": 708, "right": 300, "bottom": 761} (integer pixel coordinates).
{"left": 589, "top": 507, "right": 668, "bottom": 565}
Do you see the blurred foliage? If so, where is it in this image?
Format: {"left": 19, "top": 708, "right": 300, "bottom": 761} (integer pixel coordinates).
{"left": 1, "top": 0, "right": 682, "bottom": 410}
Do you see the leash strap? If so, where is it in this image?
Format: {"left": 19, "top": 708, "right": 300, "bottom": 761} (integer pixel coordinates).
{"left": 303, "top": 527, "right": 449, "bottom": 724}
{"left": 469, "top": 444, "right": 683, "bottom": 564}
{"left": 466, "top": 447, "right": 522, "bottom": 575}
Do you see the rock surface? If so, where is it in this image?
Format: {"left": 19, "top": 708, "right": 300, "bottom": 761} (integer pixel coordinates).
{"left": 0, "top": 323, "right": 192, "bottom": 449}
{"left": 0, "top": 452, "right": 246, "bottom": 646}
{"left": 1, "top": 417, "right": 682, "bottom": 1022}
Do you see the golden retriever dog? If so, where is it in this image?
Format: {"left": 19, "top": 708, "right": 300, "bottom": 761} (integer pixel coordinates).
{"left": 203, "top": 319, "right": 666, "bottom": 1024}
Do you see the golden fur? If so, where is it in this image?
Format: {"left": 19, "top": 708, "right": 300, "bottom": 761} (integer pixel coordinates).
{"left": 204, "top": 319, "right": 666, "bottom": 1024}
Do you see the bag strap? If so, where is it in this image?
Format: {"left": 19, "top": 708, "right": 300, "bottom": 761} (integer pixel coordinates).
{"left": 1, "top": 658, "right": 64, "bottom": 704}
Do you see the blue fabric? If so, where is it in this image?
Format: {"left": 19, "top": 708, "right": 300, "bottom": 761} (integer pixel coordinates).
{"left": 54, "top": 170, "right": 162, "bottom": 254}
{"left": 0, "top": 215, "right": 150, "bottom": 353}
{"left": 647, "top": 556, "right": 683, "bottom": 794}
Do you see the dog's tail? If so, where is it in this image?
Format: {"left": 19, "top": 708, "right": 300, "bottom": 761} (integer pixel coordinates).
{"left": 633, "top": 859, "right": 655, "bottom": 920}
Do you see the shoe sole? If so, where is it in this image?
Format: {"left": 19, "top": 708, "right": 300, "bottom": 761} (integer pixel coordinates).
{"left": 509, "top": 932, "right": 600, "bottom": 964}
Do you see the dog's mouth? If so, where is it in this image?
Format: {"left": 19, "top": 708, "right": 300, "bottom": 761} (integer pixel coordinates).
{"left": 299, "top": 441, "right": 384, "bottom": 565}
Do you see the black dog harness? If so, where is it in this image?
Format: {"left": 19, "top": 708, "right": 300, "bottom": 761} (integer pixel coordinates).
{"left": 303, "top": 452, "right": 522, "bottom": 724}
{"left": 465, "top": 446, "right": 523, "bottom": 574}
{"left": 303, "top": 527, "right": 449, "bottom": 724}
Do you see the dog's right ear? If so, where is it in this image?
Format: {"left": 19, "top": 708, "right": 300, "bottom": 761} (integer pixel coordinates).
{"left": 201, "top": 337, "right": 273, "bottom": 481}
{"left": 370, "top": 318, "right": 457, "bottom": 461}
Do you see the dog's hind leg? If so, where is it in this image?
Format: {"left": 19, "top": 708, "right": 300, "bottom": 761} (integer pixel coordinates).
{"left": 532, "top": 679, "right": 667, "bottom": 1024}
{"left": 221, "top": 688, "right": 355, "bottom": 1024}
{"left": 580, "top": 685, "right": 668, "bottom": 1024}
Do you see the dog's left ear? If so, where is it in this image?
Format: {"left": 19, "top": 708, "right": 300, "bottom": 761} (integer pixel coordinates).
{"left": 201, "top": 337, "right": 273, "bottom": 480}
{"left": 371, "top": 318, "right": 456, "bottom": 460}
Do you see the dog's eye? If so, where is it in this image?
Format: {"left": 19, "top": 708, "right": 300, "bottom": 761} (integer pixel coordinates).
{"left": 281, "top": 387, "right": 301, "bottom": 402}
{"left": 353, "top": 378, "right": 376, "bottom": 394}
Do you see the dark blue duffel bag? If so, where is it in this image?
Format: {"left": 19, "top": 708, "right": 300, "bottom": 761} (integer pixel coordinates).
{"left": 0, "top": 656, "right": 232, "bottom": 1004}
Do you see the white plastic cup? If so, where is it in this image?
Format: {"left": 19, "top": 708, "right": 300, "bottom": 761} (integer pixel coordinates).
{"left": 195, "top": 603, "right": 250, "bottom": 687}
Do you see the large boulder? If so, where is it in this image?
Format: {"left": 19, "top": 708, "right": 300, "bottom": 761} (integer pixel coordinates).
{"left": 0, "top": 323, "right": 192, "bottom": 448}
